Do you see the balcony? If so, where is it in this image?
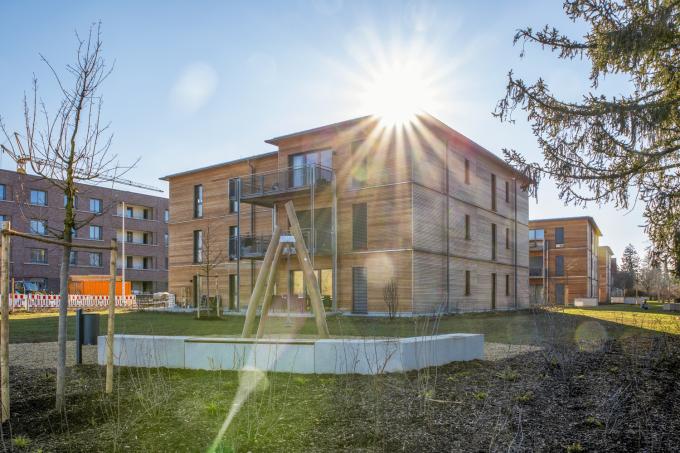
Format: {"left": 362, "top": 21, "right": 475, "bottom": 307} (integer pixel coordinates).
{"left": 236, "top": 164, "right": 333, "bottom": 206}
{"left": 529, "top": 239, "right": 545, "bottom": 251}
{"left": 230, "top": 228, "right": 333, "bottom": 260}
{"left": 529, "top": 267, "right": 544, "bottom": 278}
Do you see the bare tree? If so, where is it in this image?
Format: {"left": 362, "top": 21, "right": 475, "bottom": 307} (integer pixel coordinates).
{"left": 0, "top": 23, "right": 134, "bottom": 410}
{"left": 196, "top": 223, "right": 226, "bottom": 319}
{"left": 383, "top": 278, "right": 399, "bottom": 319}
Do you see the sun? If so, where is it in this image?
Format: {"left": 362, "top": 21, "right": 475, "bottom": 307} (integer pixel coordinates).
{"left": 355, "top": 44, "right": 441, "bottom": 127}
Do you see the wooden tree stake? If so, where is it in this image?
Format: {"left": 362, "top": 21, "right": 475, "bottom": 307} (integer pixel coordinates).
{"left": 106, "top": 238, "right": 117, "bottom": 394}
{"left": 256, "top": 241, "right": 284, "bottom": 339}
{"left": 0, "top": 228, "right": 10, "bottom": 422}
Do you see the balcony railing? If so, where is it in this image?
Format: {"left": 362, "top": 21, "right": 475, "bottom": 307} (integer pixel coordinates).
{"left": 230, "top": 228, "right": 332, "bottom": 259}
{"left": 529, "top": 239, "right": 545, "bottom": 250}
{"left": 237, "top": 164, "right": 333, "bottom": 200}
{"left": 529, "top": 267, "right": 544, "bottom": 277}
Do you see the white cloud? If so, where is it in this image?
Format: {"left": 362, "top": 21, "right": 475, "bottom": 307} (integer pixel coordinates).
{"left": 170, "top": 62, "right": 218, "bottom": 115}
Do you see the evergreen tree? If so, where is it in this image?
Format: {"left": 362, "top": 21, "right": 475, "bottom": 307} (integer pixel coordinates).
{"left": 621, "top": 243, "right": 641, "bottom": 295}
{"left": 495, "top": 0, "right": 680, "bottom": 270}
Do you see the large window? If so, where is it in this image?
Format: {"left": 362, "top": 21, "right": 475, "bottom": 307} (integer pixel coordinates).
{"left": 505, "top": 181, "right": 510, "bottom": 203}
{"left": 530, "top": 256, "right": 543, "bottom": 276}
{"left": 352, "top": 267, "right": 367, "bottom": 314}
{"left": 465, "top": 214, "right": 471, "bottom": 240}
{"left": 69, "top": 251, "right": 78, "bottom": 266}
{"left": 555, "top": 255, "right": 565, "bottom": 276}
{"left": 228, "top": 226, "right": 238, "bottom": 260}
{"left": 352, "top": 203, "right": 367, "bottom": 250}
{"left": 555, "top": 227, "right": 565, "bottom": 245}
{"left": 491, "top": 174, "right": 497, "bottom": 211}
{"left": 506, "top": 227, "right": 510, "bottom": 249}
{"left": 164, "top": 209, "right": 169, "bottom": 223}
{"left": 30, "top": 219, "right": 47, "bottom": 236}
{"left": 29, "top": 248, "right": 47, "bottom": 264}
{"left": 30, "top": 189, "right": 47, "bottom": 206}
{"left": 90, "top": 198, "right": 103, "bottom": 213}
{"left": 505, "top": 274, "right": 510, "bottom": 296}
{"left": 89, "top": 252, "right": 102, "bottom": 267}
{"left": 465, "top": 270, "right": 471, "bottom": 296}
{"left": 350, "top": 141, "right": 367, "bottom": 188}
{"left": 529, "top": 229, "right": 545, "bottom": 240}
{"left": 193, "top": 230, "right": 203, "bottom": 263}
{"left": 193, "top": 185, "right": 203, "bottom": 218}
{"left": 491, "top": 223, "right": 497, "bottom": 260}
{"left": 89, "top": 225, "right": 103, "bottom": 240}
{"left": 491, "top": 273, "right": 497, "bottom": 309}
{"left": 0, "top": 184, "right": 6, "bottom": 200}
{"left": 228, "top": 179, "right": 239, "bottom": 213}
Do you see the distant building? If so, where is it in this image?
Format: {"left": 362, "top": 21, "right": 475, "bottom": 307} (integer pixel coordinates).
{"left": 0, "top": 169, "right": 168, "bottom": 294}
{"left": 162, "top": 114, "right": 531, "bottom": 315}
{"left": 529, "top": 216, "right": 613, "bottom": 305}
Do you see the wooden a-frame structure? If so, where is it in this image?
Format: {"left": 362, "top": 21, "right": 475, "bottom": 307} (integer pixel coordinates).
{"left": 241, "top": 201, "right": 330, "bottom": 339}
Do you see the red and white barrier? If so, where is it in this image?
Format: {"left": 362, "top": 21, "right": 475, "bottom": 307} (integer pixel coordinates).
{"left": 8, "top": 294, "right": 136, "bottom": 309}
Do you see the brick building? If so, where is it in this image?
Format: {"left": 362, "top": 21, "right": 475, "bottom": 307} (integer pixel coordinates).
{"left": 529, "top": 216, "right": 614, "bottom": 305}
{"left": 0, "top": 169, "right": 168, "bottom": 294}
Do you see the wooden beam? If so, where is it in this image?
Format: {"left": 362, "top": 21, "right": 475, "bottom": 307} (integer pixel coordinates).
{"left": 0, "top": 229, "right": 9, "bottom": 422}
{"left": 255, "top": 241, "right": 284, "bottom": 339}
{"left": 241, "top": 226, "right": 282, "bottom": 337}
{"left": 106, "top": 239, "right": 117, "bottom": 394}
{"left": 284, "top": 201, "right": 329, "bottom": 338}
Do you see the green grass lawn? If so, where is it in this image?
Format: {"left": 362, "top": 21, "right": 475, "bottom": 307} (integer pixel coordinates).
{"left": 9, "top": 302, "right": 680, "bottom": 344}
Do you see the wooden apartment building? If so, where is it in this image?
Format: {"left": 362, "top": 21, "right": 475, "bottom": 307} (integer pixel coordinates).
{"left": 162, "top": 114, "right": 531, "bottom": 315}
{"left": 529, "top": 217, "right": 614, "bottom": 305}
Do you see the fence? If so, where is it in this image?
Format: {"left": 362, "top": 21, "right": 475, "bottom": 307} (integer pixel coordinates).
{"left": 7, "top": 294, "right": 136, "bottom": 310}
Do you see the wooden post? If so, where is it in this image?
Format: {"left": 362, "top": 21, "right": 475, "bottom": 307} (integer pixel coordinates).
{"left": 0, "top": 228, "right": 10, "bottom": 421}
{"left": 284, "top": 201, "right": 329, "bottom": 338}
{"left": 256, "top": 241, "right": 284, "bottom": 339}
{"left": 106, "top": 238, "right": 117, "bottom": 394}
{"left": 241, "top": 226, "right": 282, "bottom": 337}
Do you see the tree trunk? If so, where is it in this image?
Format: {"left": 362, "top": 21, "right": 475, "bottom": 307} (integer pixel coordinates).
{"left": 56, "top": 244, "right": 70, "bottom": 411}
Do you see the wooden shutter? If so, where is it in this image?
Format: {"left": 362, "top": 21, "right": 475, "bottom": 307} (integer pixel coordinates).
{"left": 352, "top": 267, "right": 368, "bottom": 314}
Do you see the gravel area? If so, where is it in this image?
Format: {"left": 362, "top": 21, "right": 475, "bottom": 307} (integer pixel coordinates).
{"left": 12, "top": 340, "right": 541, "bottom": 369}
{"left": 484, "top": 341, "right": 543, "bottom": 361}
{"left": 11, "top": 341, "right": 98, "bottom": 369}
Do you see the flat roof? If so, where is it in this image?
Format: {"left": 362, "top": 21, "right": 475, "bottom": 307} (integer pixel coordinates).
{"left": 529, "top": 216, "right": 602, "bottom": 236}
{"left": 159, "top": 151, "right": 278, "bottom": 181}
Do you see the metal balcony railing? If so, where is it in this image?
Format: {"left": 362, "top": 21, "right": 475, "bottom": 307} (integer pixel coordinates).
{"left": 529, "top": 267, "right": 544, "bottom": 277}
{"left": 236, "top": 164, "right": 333, "bottom": 200}
{"left": 229, "top": 228, "right": 333, "bottom": 259}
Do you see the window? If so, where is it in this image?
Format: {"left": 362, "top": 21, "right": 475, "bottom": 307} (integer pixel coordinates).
{"left": 555, "top": 255, "right": 564, "bottom": 276}
{"left": 491, "top": 223, "right": 497, "bottom": 260}
{"left": 143, "top": 257, "right": 152, "bottom": 269}
{"left": 352, "top": 267, "right": 368, "bottom": 314}
{"left": 143, "top": 208, "right": 151, "bottom": 220}
{"left": 0, "top": 215, "right": 7, "bottom": 224}
{"left": 164, "top": 209, "right": 169, "bottom": 223}
{"left": 555, "top": 227, "right": 565, "bottom": 245}
{"left": 228, "top": 226, "right": 238, "bottom": 260}
{"left": 30, "top": 219, "right": 47, "bottom": 236}
{"left": 126, "top": 255, "right": 133, "bottom": 269}
{"left": 465, "top": 270, "right": 471, "bottom": 296}
{"left": 126, "top": 231, "right": 133, "bottom": 243}
{"left": 193, "top": 230, "right": 203, "bottom": 263}
{"left": 530, "top": 256, "right": 543, "bottom": 276}
{"left": 505, "top": 181, "right": 510, "bottom": 203}
{"left": 69, "top": 251, "right": 78, "bottom": 266}
{"left": 464, "top": 159, "right": 470, "bottom": 184}
{"left": 491, "top": 273, "right": 497, "bottom": 309}
{"left": 71, "top": 228, "right": 77, "bottom": 239}
{"left": 193, "top": 185, "right": 203, "bottom": 218}
{"left": 465, "top": 214, "right": 471, "bottom": 240}
{"left": 0, "top": 184, "right": 6, "bottom": 200}
{"left": 352, "top": 203, "right": 367, "bottom": 250}
{"left": 491, "top": 174, "right": 497, "bottom": 211}
{"left": 90, "top": 198, "right": 103, "bottom": 213}
{"left": 505, "top": 274, "right": 510, "bottom": 296}
{"left": 63, "top": 195, "right": 78, "bottom": 209}
{"left": 30, "top": 189, "right": 47, "bottom": 206}
{"left": 164, "top": 233, "right": 169, "bottom": 246}
{"left": 89, "top": 252, "right": 102, "bottom": 267}
{"left": 228, "top": 179, "right": 239, "bottom": 213}
{"left": 89, "top": 225, "right": 103, "bottom": 240}
{"left": 506, "top": 227, "right": 510, "bottom": 249}
{"left": 29, "top": 248, "right": 47, "bottom": 264}
{"left": 351, "top": 141, "right": 368, "bottom": 188}
{"left": 529, "top": 229, "right": 545, "bottom": 240}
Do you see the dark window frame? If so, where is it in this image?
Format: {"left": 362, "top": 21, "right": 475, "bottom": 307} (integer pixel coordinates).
{"left": 29, "top": 247, "right": 48, "bottom": 264}
{"left": 352, "top": 202, "right": 368, "bottom": 250}
{"left": 491, "top": 174, "right": 497, "bottom": 211}
{"left": 465, "top": 214, "right": 471, "bottom": 240}
{"left": 555, "top": 255, "right": 565, "bottom": 276}
{"left": 193, "top": 185, "right": 204, "bottom": 218}
{"left": 193, "top": 230, "right": 204, "bottom": 263}
{"left": 555, "top": 227, "right": 565, "bottom": 245}
{"left": 30, "top": 189, "right": 47, "bottom": 206}
{"left": 228, "top": 179, "right": 239, "bottom": 214}
{"left": 506, "top": 227, "right": 510, "bottom": 249}
{"left": 465, "top": 270, "right": 471, "bottom": 296}
{"left": 464, "top": 159, "right": 470, "bottom": 184}
{"left": 491, "top": 223, "right": 497, "bottom": 260}
{"left": 89, "top": 198, "right": 103, "bottom": 214}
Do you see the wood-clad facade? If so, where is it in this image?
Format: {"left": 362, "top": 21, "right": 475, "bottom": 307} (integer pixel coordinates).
{"left": 528, "top": 217, "right": 613, "bottom": 305}
{"left": 163, "top": 114, "right": 530, "bottom": 314}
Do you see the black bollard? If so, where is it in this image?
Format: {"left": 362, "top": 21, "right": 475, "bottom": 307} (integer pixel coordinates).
{"left": 75, "top": 308, "right": 83, "bottom": 365}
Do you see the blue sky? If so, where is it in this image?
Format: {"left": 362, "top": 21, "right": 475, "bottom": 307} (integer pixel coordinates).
{"left": 0, "top": 0, "right": 647, "bottom": 259}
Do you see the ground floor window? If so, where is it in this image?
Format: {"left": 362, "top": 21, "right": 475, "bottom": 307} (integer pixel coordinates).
{"left": 288, "top": 268, "right": 333, "bottom": 310}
